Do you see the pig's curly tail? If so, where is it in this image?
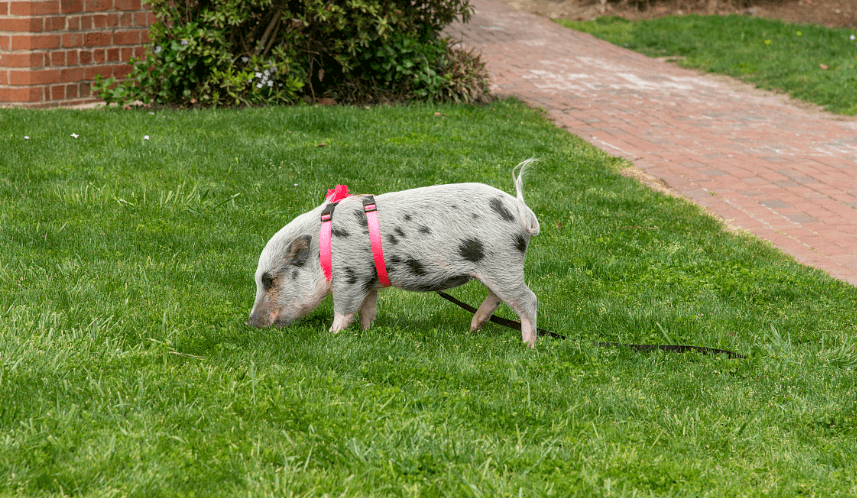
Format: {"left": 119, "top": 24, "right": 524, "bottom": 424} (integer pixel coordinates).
{"left": 512, "top": 158, "right": 541, "bottom": 235}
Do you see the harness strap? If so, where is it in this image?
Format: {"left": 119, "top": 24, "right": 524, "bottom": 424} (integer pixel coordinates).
{"left": 363, "top": 195, "right": 391, "bottom": 287}
{"left": 319, "top": 202, "right": 338, "bottom": 283}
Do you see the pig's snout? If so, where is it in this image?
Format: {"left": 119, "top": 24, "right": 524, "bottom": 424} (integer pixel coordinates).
{"left": 247, "top": 306, "right": 279, "bottom": 328}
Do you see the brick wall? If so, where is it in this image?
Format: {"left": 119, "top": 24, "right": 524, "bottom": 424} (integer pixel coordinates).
{"left": 0, "top": 0, "right": 156, "bottom": 107}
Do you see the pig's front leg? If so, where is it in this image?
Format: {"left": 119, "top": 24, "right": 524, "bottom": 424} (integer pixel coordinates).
{"left": 329, "top": 312, "right": 355, "bottom": 333}
{"left": 358, "top": 290, "right": 378, "bottom": 330}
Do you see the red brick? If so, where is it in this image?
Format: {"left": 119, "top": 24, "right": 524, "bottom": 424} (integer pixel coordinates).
{"left": 49, "top": 16, "right": 66, "bottom": 30}
{"left": 66, "top": 49, "right": 78, "bottom": 65}
{"left": 60, "top": 0, "right": 82, "bottom": 13}
{"left": 0, "top": 71, "right": 7, "bottom": 85}
{"left": 119, "top": 12, "right": 131, "bottom": 26}
{"left": 120, "top": 46, "right": 133, "bottom": 60}
{"left": 66, "top": 15, "right": 80, "bottom": 29}
{"left": 0, "top": 35, "right": 9, "bottom": 50}
{"left": 0, "top": 52, "right": 44, "bottom": 68}
{"left": 0, "top": 17, "right": 44, "bottom": 32}
{"left": 62, "top": 32, "right": 82, "bottom": 48}
{"left": 141, "top": 30, "right": 148, "bottom": 43}
{"left": 60, "top": 66, "right": 83, "bottom": 81}
{"left": 11, "top": 33, "right": 61, "bottom": 50}
{"left": 112, "top": 30, "right": 140, "bottom": 45}
{"left": 9, "top": 68, "right": 61, "bottom": 85}
{"left": 0, "top": 1, "right": 8, "bottom": 14}
{"left": 80, "top": 14, "right": 91, "bottom": 29}
{"left": 107, "top": 47, "right": 119, "bottom": 61}
{"left": 133, "top": 45, "right": 145, "bottom": 58}
{"left": 10, "top": 0, "right": 60, "bottom": 15}
{"left": 79, "top": 50, "right": 91, "bottom": 64}
{"left": 107, "top": 13, "right": 118, "bottom": 26}
{"left": 51, "top": 51, "right": 65, "bottom": 66}
{"left": 66, "top": 82, "right": 78, "bottom": 98}
{"left": 133, "top": 11, "right": 154, "bottom": 26}
{"left": 92, "top": 14, "right": 105, "bottom": 28}
{"left": 0, "top": 86, "right": 44, "bottom": 102}
{"left": 113, "top": 63, "right": 132, "bottom": 78}
{"left": 84, "top": 0, "right": 111, "bottom": 12}
{"left": 49, "top": 84, "right": 65, "bottom": 99}
{"left": 80, "top": 81, "right": 91, "bottom": 97}
{"left": 83, "top": 31, "right": 109, "bottom": 46}
{"left": 92, "top": 48, "right": 105, "bottom": 63}
{"left": 114, "top": 0, "right": 139, "bottom": 10}
{"left": 85, "top": 65, "right": 106, "bottom": 79}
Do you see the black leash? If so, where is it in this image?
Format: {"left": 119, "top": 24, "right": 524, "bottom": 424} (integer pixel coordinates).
{"left": 436, "top": 291, "right": 746, "bottom": 359}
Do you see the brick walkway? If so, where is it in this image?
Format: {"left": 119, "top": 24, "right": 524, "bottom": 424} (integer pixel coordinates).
{"left": 445, "top": 0, "right": 857, "bottom": 285}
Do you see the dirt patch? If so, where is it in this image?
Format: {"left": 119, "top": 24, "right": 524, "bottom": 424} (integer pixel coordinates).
{"left": 497, "top": 0, "right": 857, "bottom": 29}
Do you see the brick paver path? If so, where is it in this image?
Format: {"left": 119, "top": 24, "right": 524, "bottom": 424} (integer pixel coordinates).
{"left": 446, "top": 0, "right": 857, "bottom": 285}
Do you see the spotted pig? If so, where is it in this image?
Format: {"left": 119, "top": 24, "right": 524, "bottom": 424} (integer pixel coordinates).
{"left": 248, "top": 159, "right": 542, "bottom": 347}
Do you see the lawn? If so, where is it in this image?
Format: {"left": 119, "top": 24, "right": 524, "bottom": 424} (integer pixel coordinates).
{"left": 556, "top": 15, "right": 857, "bottom": 115}
{"left": 1, "top": 100, "right": 856, "bottom": 496}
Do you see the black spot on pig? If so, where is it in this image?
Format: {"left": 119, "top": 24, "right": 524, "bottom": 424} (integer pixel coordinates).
{"left": 363, "top": 263, "right": 379, "bottom": 292}
{"left": 292, "top": 269, "right": 299, "bottom": 280}
{"left": 472, "top": 213, "right": 480, "bottom": 220}
{"left": 261, "top": 271, "right": 276, "bottom": 291}
{"left": 489, "top": 197, "right": 516, "bottom": 222}
{"left": 354, "top": 210, "right": 368, "bottom": 227}
{"left": 404, "top": 214, "right": 413, "bottom": 222}
{"left": 515, "top": 234, "right": 528, "bottom": 253}
{"left": 438, "top": 275, "right": 471, "bottom": 290}
{"left": 459, "top": 238, "right": 485, "bottom": 263}
{"left": 344, "top": 267, "right": 358, "bottom": 285}
{"left": 452, "top": 204, "right": 459, "bottom": 210}
{"left": 418, "top": 226, "right": 431, "bottom": 235}
{"left": 394, "top": 227, "right": 406, "bottom": 239}
{"left": 405, "top": 258, "right": 427, "bottom": 276}
{"left": 332, "top": 227, "right": 350, "bottom": 238}
{"left": 387, "top": 234, "right": 398, "bottom": 246}
{"left": 408, "top": 275, "right": 472, "bottom": 292}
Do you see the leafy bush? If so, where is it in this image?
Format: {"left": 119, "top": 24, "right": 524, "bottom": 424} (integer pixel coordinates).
{"left": 94, "top": 0, "right": 490, "bottom": 107}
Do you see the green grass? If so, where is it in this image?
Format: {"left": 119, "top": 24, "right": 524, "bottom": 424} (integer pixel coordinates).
{"left": 1, "top": 100, "right": 856, "bottom": 496}
{"left": 556, "top": 15, "right": 857, "bottom": 115}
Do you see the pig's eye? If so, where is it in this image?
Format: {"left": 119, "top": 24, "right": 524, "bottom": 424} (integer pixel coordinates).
{"left": 261, "top": 272, "right": 276, "bottom": 290}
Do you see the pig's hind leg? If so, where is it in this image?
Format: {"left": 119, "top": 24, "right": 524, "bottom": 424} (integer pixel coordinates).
{"left": 476, "top": 276, "right": 538, "bottom": 348}
{"left": 470, "top": 288, "right": 502, "bottom": 333}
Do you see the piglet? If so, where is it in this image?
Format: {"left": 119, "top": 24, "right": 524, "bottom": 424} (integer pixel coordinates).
{"left": 248, "top": 159, "right": 542, "bottom": 347}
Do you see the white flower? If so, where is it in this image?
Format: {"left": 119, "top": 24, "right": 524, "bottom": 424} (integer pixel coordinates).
{"left": 24, "top": 136, "right": 29, "bottom": 140}
{"left": 241, "top": 56, "right": 249, "bottom": 63}
{"left": 154, "top": 45, "right": 162, "bottom": 54}
{"left": 148, "top": 112, "right": 154, "bottom": 115}
{"left": 293, "top": 183, "right": 298, "bottom": 187}
{"left": 255, "top": 72, "right": 262, "bottom": 78}
{"left": 851, "top": 34, "right": 856, "bottom": 40}
{"left": 256, "top": 83, "right": 263, "bottom": 88}
{"left": 279, "top": 83, "right": 283, "bottom": 87}
{"left": 267, "top": 80, "right": 273, "bottom": 87}
{"left": 71, "top": 133, "right": 79, "bottom": 138}
{"left": 144, "top": 135, "right": 150, "bottom": 140}
{"left": 180, "top": 39, "right": 189, "bottom": 46}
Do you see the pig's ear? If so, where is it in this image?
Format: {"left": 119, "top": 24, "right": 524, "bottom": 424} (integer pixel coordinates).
{"left": 287, "top": 235, "right": 313, "bottom": 267}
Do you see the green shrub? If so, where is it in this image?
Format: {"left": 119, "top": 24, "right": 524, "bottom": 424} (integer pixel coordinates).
{"left": 94, "top": 0, "right": 489, "bottom": 107}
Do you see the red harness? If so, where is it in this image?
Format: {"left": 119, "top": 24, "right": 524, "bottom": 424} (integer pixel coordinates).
{"left": 319, "top": 185, "right": 391, "bottom": 287}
